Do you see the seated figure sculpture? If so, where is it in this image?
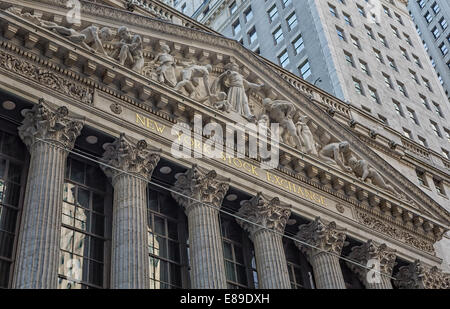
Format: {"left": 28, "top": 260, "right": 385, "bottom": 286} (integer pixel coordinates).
{"left": 319, "top": 141, "right": 353, "bottom": 172}
{"left": 174, "top": 64, "right": 213, "bottom": 99}
{"left": 111, "top": 26, "right": 144, "bottom": 73}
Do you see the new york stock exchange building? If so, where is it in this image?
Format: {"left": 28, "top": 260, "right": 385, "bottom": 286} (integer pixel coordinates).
{"left": 0, "top": 0, "right": 449, "bottom": 290}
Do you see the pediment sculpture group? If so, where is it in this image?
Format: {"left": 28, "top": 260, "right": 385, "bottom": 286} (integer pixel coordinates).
{"left": 11, "top": 10, "right": 398, "bottom": 196}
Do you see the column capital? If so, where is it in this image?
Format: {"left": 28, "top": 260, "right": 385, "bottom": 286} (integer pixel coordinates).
{"left": 236, "top": 192, "right": 292, "bottom": 237}
{"left": 347, "top": 240, "right": 397, "bottom": 282}
{"left": 18, "top": 98, "right": 84, "bottom": 150}
{"left": 395, "top": 260, "right": 450, "bottom": 289}
{"left": 172, "top": 165, "right": 230, "bottom": 214}
{"left": 101, "top": 133, "right": 161, "bottom": 181}
{"left": 296, "top": 217, "right": 347, "bottom": 257}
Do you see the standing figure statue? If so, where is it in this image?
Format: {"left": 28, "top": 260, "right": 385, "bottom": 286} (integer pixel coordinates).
{"left": 111, "top": 26, "right": 145, "bottom": 73}
{"left": 211, "top": 62, "right": 264, "bottom": 122}
{"left": 296, "top": 115, "right": 318, "bottom": 155}
{"left": 174, "top": 64, "right": 213, "bottom": 99}
{"left": 262, "top": 98, "right": 303, "bottom": 149}
{"left": 152, "top": 44, "right": 178, "bottom": 87}
{"left": 319, "top": 141, "right": 353, "bottom": 172}
{"left": 39, "top": 21, "right": 113, "bottom": 56}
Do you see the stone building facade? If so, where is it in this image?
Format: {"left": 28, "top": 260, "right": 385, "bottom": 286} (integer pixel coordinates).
{"left": 0, "top": 0, "right": 449, "bottom": 289}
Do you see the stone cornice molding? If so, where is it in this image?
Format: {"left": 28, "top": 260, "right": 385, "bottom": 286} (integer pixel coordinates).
{"left": 296, "top": 217, "right": 347, "bottom": 259}
{"left": 101, "top": 132, "right": 161, "bottom": 182}
{"left": 172, "top": 164, "right": 230, "bottom": 215}
{"left": 347, "top": 240, "right": 397, "bottom": 282}
{"left": 394, "top": 260, "right": 450, "bottom": 289}
{"left": 18, "top": 98, "right": 84, "bottom": 151}
{"left": 236, "top": 192, "right": 292, "bottom": 238}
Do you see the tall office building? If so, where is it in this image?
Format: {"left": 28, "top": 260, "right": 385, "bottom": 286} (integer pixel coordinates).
{"left": 408, "top": 0, "right": 450, "bottom": 102}
{"left": 173, "top": 0, "right": 450, "bottom": 159}
{"left": 0, "top": 0, "right": 449, "bottom": 290}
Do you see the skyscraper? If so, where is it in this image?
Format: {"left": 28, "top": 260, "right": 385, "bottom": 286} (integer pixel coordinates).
{"left": 408, "top": 0, "right": 450, "bottom": 102}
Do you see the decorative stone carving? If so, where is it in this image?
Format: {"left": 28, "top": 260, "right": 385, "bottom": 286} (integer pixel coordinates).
{"left": 172, "top": 165, "right": 230, "bottom": 213}
{"left": 40, "top": 21, "right": 113, "bottom": 56}
{"left": 319, "top": 142, "right": 353, "bottom": 172}
{"left": 296, "top": 217, "right": 347, "bottom": 257}
{"left": 296, "top": 115, "right": 318, "bottom": 155}
{"left": 18, "top": 98, "right": 84, "bottom": 150}
{"left": 262, "top": 98, "right": 303, "bottom": 149}
{"left": 212, "top": 92, "right": 231, "bottom": 112}
{"left": 236, "top": 192, "right": 292, "bottom": 237}
{"left": 110, "top": 103, "right": 123, "bottom": 115}
{"left": 101, "top": 133, "right": 161, "bottom": 181}
{"left": 356, "top": 211, "right": 435, "bottom": 254}
{"left": 211, "top": 62, "right": 264, "bottom": 122}
{"left": 346, "top": 156, "right": 396, "bottom": 194}
{"left": 152, "top": 43, "right": 178, "bottom": 87}
{"left": 174, "top": 63, "right": 212, "bottom": 99}
{"left": 395, "top": 260, "right": 450, "bottom": 289}
{"left": 347, "top": 240, "right": 397, "bottom": 288}
{"left": 111, "top": 26, "right": 144, "bottom": 73}
{"left": 0, "top": 49, "right": 93, "bottom": 104}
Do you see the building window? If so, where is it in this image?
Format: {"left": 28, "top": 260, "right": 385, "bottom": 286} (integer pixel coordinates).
{"left": 287, "top": 12, "right": 298, "bottom": 30}
{"left": 374, "top": 48, "right": 384, "bottom": 64}
{"left": 0, "top": 129, "right": 26, "bottom": 288}
{"left": 420, "top": 95, "right": 431, "bottom": 110}
{"left": 244, "top": 6, "right": 253, "bottom": 23}
{"left": 416, "top": 170, "right": 428, "bottom": 187}
{"left": 397, "top": 81, "right": 407, "bottom": 97}
{"left": 353, "top": 78, "right": 364, "bottom": 95}
{"left": 343, "top": 12, "right": 353, "bottom": 26}
{"left": 365, "top": 25, "right": 375, "bottom": 40}
{"left": 221, "top": 215, "right": 257, "bottom": 289}
{"left": 299, "top": 60, "right": 311, "bottom": 79}
{"left": 439, "top": 43, "right": 448, "bottom": 56}
{"left": 403, "top": 128, "right": 413, "bottom": 139}
{"left": 433, "top": 179, "right": 446, "bottom": 196}
{"left": 329, "top": 4, "right": 338, "bottom": 18}
{"left": 148, "top": 187, "right": 188, "bottom": 289}
{"left": 59, "top": 157, "right": 110, "bottom": 289}
{"left": 432, "top": 26, "right": 441, "bottom": 39}
{"left": 248, "top": 27, "right": 257, "bottom": 44}
{"left": 336, "top": 27, "right": 346, "bottom": 41}
{"left": 379, "top": 34, "right": 388, "bottom": 47}
{"left": 292, "top": 35, "right": 304, "bottom": 54}
{"left": 284, "top": 239, "right": 315, "bottom": 289}
{"left": 232, "top": 20, "right": 241, "bottom": 36}
{"left": 430, "top": 121, "right": 442, "bottom": 138}
{"left": 360, "top": 60, "right": 370, "bottom": 75}
{"left": 229, "top": 2, "right": 237, "bottom": 15}
{"left": 351, "top": 35, "right": 361, "bottom": 50}
{"left": 383, "top": 73, "right": 393, "bottom": 89}
{"left": 418, "top": 136, "right": 428, "bottom": 147}
{"left": 368, "top": 86, "right": 379, "bottom": 104}
{"left": 409, "top": 70, "right": 419, "bottom": 84}
{"left": 424, "top": 11, "right": 433, "bottom": 24}
{"left": 431, "top": 2, "right": 440, "bottom": 14}
{"left": 268, "top": 5, "right": 278, "bottom": 22}
{"left": 388, "top": 56, "right": 397, "bottom": 71}
{"left": 433, "top": 102, "right": 444, "bottom": 118}
{"left": 278, "top": 50, "right": 290, "bottom": 68}
{"left": 273, "top": 26, "right": 284, "bottom": 45}
{"left": 393, "top": 100, "right": 404, "bottom": 116}
{"left": 344, "top": 51, "right": 354, "bottom": 67}
{"left": 407, "top": 108, "right": 419, "bottom": 125}
{"left": 442, "top": 148, "right": 450, "bottom": 160}
{"left": 439, "top": 18, "right": 448, "bottom": 30}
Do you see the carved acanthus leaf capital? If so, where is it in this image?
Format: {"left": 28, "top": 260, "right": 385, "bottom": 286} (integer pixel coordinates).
{"left": 236, "top": 192, "right": 292, "bottom": 237}
{"left": 171, "top": 165, "right": 230, "bottom": 214}
{"left": 395, "top": 260, "right": 450, "bottom": 289}
{"left": 296, "top": 217, "right": 347, "bottom": 258}
{"left": 101, "top": 133, "right": 161, "bottom": 181}
{"left": 347, "top": 240, "right": 397, "bottom": 282}
{"left": 18, "top": 99, "right": 84, "bottom": 151}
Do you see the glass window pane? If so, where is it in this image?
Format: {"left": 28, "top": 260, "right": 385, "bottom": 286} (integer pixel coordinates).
{"left": 74, "top": 207, "right": 88, "bottom": 231}
{"left": 90, "top": 237, "right": 104, "bottom": 261}
{"left": 1, "top": 133, "right": 25, "bottom": 160}
{"left": 0, "top": 259, "right": 11, "bottom": 288}
{"left": 63, "top": 183, "right": 76, "bottom": 204}
{"left": 91, "top": 213, "right": 104, "bottom": 237}
{"left": 62, "top": 203, "right": 75, "bottom": 226}
{"left": 89, "top": 260, "right": 103, "bottom": 286}
{"left": 70, "top": 159, "right": 85, "bottom": 184}
{"left": 92, "top": 194, "right": 104, "bottom": 214}
{"left": 170, "top": 263, "right": 181, "bottom": 287}
{"left": 168, "top": 240, "right": 180, "bottom": 263}
{"left": 167, "top": 221, "right": 178, "bottom": 240}
{"left": 7, "top": 162, "right": 21, "bottom": 183}
{"left": 156, "top": 236, "right": 167, "bottom": 258}
{"left": 154, "top": 216, "right": 166, "bottom": 236}
{"left": 148, "top": 190, "right": 159, "bottom": 212}
{"left": 225, "top": 260, "right": 236, "bottom": 282}
{"left": 72, "top": 232, "right": 89, "bottom": 256}
{"left": 159, "top": 195, "right": 178, "bottom": 219}
{"left": 85, "top": 165, "right": 105, "bottom": 192}
{"left": 236, "top": 265, "right": 247, "bottom": 285}
{"left": 3, "top": 182, "right": 20, "bottom": 206}
{"left": 60, "top": 227, "right": 74, "bottom": 251}
{"left": 0, "top": 159, "right": 5, "bottom": 179}
{"left": 77, "top": 188, "right": 90, "bottom": 209}
{"left": 223, "top": 242, "right": 233, "bottom": 260}
{"left": 0, "top": 231, "right": 15, "bottom": 258}
{"left": 0, "top": 206, "right": 17, "bottom": 233}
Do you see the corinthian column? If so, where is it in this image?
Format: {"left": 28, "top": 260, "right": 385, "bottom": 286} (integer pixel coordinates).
{"left": 394, "top": 260, "right": 450, "bottom": 289}
{"left": 296, "top": 217, "right": 347, "bottom": 289}
{"left": 236, "top": 193, "right": 292, "bottom": 289}
{"left": 13, "top": 100, "right": 84, "bottom": 289}
{"left": 171, "top": 165, "right": 229, "bottom": 289}
{"left": 101, "top": 133, "right": 160, "bottom": 289}
{"left": 347, "top": 240, "right": 396, "bottom": 289}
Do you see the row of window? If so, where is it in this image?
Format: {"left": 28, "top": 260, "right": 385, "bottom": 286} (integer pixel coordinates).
{"left": 416, "top": 169, "right": 447, "bottom": 197}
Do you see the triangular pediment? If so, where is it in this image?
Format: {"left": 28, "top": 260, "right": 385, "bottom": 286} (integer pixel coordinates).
{"left": 1, "top": 0, "right": 449, "bottom": 243}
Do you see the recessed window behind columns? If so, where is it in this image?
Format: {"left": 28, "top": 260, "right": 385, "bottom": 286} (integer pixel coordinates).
{"left": 59, "top": 156, "right": 112, "bottom": 289}
{"left": 147, "top": 186, "right": 189, "bottom": 289}
{"left": 0, "top": 123, "right": 27, "bottom": 288}
{"left": 283, "top": 239, "right": 315, "bottom": 289}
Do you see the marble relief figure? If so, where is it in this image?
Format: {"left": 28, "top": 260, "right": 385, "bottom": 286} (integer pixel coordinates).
{"left": 175, "top": 64, "right": 213, "bottom": 99}
{"left": 151, "top": 43, "right": 178, "bottom": 87}
{"left": 296, "top": 115, "right": 318, "bottom": 156}
{"left": 111, "top": 26, "right": 145, "bottom": 73}
{"left": 319, "top": 142, "right": 353, "bottom": 172}
{"left": 211, "top": 62, "right": 264, "bottom": 122}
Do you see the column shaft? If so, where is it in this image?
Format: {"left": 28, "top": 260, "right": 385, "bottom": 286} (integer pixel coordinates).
{"left": 111, "top": 174, "right": 149, "bottom": 289}
{"left": 187, "top": 204, "right": 227, "bottom": 289}
{"left": 13, "top": 142, "right": 67, "bottom": 288}
{"left": 366, "top": 277, "right": 393, "bottom": 289}
{"left": 253, "top": 229, "right": 291, "bottom": 289}
{"left": 311, "top": 251, "right": 346, "bottom": 289}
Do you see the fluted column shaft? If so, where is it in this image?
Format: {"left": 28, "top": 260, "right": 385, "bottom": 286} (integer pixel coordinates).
{"left": 366, "top": 277, "right": 393, "bottom": 289}
{"left": 310, "top": 251, "right": 346, "bottom": 289}
{"left": 101, "top": 133, "right": 160, "bottom": 289}
{"left": 13, "top": 141, "right": 68, "bottom": 288}
{"left": 13, "top": 101, "right": 83, "bottom": 289}
{"left": 252, "top": 229, "right": 290, "bottom": 289}
{"left": 187, "top": 204, "right": 227, "bottom": 289}
{"left": 111, "top": 174, "right": 149, "bottom": 289}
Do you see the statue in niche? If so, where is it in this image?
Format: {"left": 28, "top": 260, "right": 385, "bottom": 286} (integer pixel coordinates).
{"left": 319, "top": 141, "right": 353, "bottom": 172}
{"left": 295, "top": 115, "right": 318, "bottom": 156}
{"left": 262, "top": 98, "right": 303, "bottom": 149}
{"left": 39, "top": 21, "right": 113, "bottom": 56}
{"left": 212, "top": 92, "right": 231, "bottom": 112}
{"left": 111, "top": 26, "right": 144, "bottom": 73}
{"left": 345, "top": 156, "right": 396, "bottom": 194}
{"left": 174, "top": 64, "right": 213, "bottom": 99}
{"left": 211, "top": 62, "right": 264, "bottom": 122}
{"left": 151, "top": 43, "right": 178, "bottom": 87}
